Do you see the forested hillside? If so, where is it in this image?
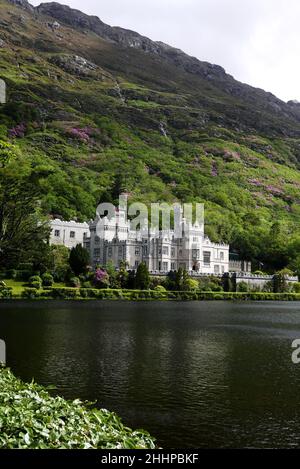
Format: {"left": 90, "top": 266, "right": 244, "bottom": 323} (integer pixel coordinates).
{"left": 1, "top": 0, "right": 300, "bottom": 271}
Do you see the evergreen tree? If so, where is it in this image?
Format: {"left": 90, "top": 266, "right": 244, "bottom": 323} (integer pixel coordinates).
{"left": 112, "top": 174, "right": 127, "bottom": 201}
{"left": 69, "top": 244, "right": 90, "bottom": 276}
{"left": 135, "top": 262, "right": 150, "bottom": 290}
{"left": 222, "top": 273, "right": 234, "bottom": 292}
{"left": 166, "top": 270, "right": 176, "bottom": 291}
{"left": 127, "top": 270, "right": 136, "bottom": 289}
{"left": 174, "top": 268, "right": 190, "bottom": 291}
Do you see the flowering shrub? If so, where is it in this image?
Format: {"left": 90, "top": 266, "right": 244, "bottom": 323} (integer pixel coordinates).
{"left": 248, "top": 178, "right": 263, "bottom": 187}
{"left": 68, "top": 126, "right": 94, "bottom": 143}
{"left": 211, "top": 162, "right": 218, "bottom": 177}
{"left": 248, "top": 179, "right": 284, "bottom": 196}
{"left": 94, "top": 268, "right": 110, "bottom": 288}
{"left": 8, "top": 123, "right": 26, "bottom": 139}
{"left": 266, "top": 185, "right": 283, "bottom": 195}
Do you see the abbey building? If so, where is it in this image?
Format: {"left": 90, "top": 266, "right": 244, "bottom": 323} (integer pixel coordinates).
{"left": 83, "top": 208, "right": 229, "bottom": 275}
{"left": 50, "top": 203, "right": 231, "bottom": 275}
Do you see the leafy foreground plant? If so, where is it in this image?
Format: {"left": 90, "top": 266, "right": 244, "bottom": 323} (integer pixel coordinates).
{"left": 0, "top": 368, "right": 156, "bottom": 449}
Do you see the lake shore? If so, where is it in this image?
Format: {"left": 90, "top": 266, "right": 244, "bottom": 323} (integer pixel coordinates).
{"left": 2, "top": 300, "right": 300, "bottom": 448}
{"left": 1, "top": 287, "right": 300, "bottom": 301}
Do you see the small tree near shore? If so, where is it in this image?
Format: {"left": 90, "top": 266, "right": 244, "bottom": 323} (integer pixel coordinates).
{"left": 273, "top": 269, "right": 293, "bottom": 293}
{"left": 69, "top": 244, "right": 90, "bottom": 276}
{"left": 135, "top": 262, "right": 150, "bottom": 290}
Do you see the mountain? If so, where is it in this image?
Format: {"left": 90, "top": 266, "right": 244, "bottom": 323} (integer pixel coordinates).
{"left": 10, "top": 0, "right": 300, "bottom": 135}
{"left": 1, "top": 0, "right": 300, "bottom": 270}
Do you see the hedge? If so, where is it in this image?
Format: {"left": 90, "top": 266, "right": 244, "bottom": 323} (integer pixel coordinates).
{"left": 0, "top": 287, "right": 12, "bottom": 299}
{"left": 11, "top": 287, "right": 300, "bottom": 301}
{"left": 4, "top": 270, "right": 32, "bottom": 281}
{"left": 0, "top": 368, "right": 156, "bottom": 449}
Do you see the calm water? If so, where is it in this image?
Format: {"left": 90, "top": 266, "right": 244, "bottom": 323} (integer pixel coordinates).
{"left": 1, "top": 300, "right": 300, "bottom": 448}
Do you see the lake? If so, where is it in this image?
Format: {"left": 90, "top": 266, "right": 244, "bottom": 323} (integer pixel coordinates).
{"left": 1, "top": 300, "right": 300, "bottom": 448}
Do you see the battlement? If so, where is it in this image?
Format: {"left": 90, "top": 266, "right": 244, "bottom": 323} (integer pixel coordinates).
{"left": 51, "top": 219, "right": 89, "bottom": 228}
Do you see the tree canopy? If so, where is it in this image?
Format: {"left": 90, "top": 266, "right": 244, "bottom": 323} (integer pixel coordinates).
{"left": 0, "top": 141, "right": 51, "bottom": 268}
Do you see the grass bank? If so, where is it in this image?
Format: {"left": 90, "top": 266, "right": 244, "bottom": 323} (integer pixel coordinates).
{"left": 0, "top": 368, "right": 156, "bottom": 449}
{"left": 1, "top": 280, "right": 300, "bottom": 301}
{"left": 1, "top": 283, "right": 300, "bottom": 301}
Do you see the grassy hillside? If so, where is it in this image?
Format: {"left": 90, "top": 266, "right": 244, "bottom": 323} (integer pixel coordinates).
{"left": 1, "top": 0, "right": 300, "bottom": 271}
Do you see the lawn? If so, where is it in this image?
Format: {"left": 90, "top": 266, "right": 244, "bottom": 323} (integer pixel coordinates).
{"left": 4, "top": 280, "right": 66, "bottom": 296}
{"left": 4, "top": 279, "right": 26, "bottom": 295}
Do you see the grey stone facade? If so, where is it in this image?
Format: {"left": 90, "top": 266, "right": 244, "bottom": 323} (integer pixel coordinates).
{"left": 84, "top": 207, "right": 230, "bottom": 275}
{"left": 229, "top": 260, "right": 252, "bottom": 273}
{"left": 50, "top": 219, "right": 90, "bottom": 250}
{"left": 233, "top": 272, "right": 298, "bottom": 289}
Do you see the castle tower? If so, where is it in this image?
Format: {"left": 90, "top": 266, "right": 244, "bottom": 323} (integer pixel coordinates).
{"left": 0, "top": 79, "right": 6, "bottom": 104}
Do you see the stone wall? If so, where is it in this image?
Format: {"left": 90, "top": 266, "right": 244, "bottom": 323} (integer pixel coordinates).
{"left": 229, "top": 260, "right": 252, "bottom": 273}
{"left": 233, "top": 272, "right": 298, "bottom": 290}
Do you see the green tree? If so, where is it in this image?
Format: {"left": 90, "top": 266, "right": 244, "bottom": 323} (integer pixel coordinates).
{"left": 223, "top": 273, "right": 234, "bottom": 292}
{"left": 112, "top": 173, "right": 127, "bottom": 201}
{"left": 117, "top": 261, "right": 129, "bottom": 289}
{"left": 50, "top": 245, "right": 70, "bottom": 281}
{"left": 273, "top": 268, "right": 293, "bottom": 293}
{"left": 174, "top": 268, "right": 189, "bottom": 291}
{"left": 0, "top": 141, "right": 51, "bottom": 268}
{"left": 106, "top": 261, "right": 120, "bottom": 288}
{"left": 166, "top": 270, "right": 176, "bottom": 290}
{"left": 135, "top": 262, "right": 150, "bottom": 290}
{"left": 69, "top": 244, "right": 90, "bottom": 276}
{"left": 287, "top": 237, "right": 300, "bottom": 277}
{"left": 127, "top": 270, "right": 136, "bottom": 289}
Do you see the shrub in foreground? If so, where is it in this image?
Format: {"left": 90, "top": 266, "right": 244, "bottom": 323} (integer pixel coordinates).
{"left": 50, "top": 287, "right": 80, "bottom": 299}
{"left": 293, "top": 282, "right": 300, "bottom": 293}
{"left": 41, "top": 273, "right": 54, "bottom": 287}
{"left": 0, "top": 368, "right": 156, "bottom": 449}
{"left": 0, "top": 285, "right": 12, "bottom": 298}
{"left": 22, "top": 288, "right": 39, "bottom": 299}
{"left": 68, "top": 277, "right": 81, "bottom": 288}
{"left": 29, "top": 275, "right": 42, "bottom": 289}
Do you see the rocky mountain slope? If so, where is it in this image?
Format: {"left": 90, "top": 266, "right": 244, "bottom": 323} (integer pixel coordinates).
{"left": 1, "top": 0, "right": 300, "bottom": 269}
{"left": 9, "top": 0, "right": 300, "bottom": 135}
